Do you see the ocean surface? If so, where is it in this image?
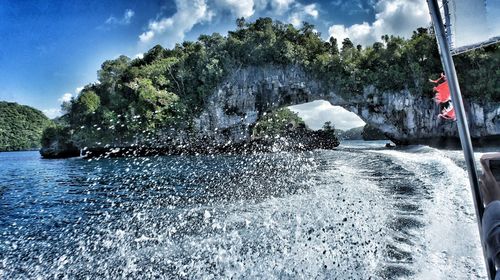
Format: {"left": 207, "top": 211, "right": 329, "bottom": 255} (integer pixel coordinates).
{"left": 0, "top": 141, "right": 494, "bottom": 279}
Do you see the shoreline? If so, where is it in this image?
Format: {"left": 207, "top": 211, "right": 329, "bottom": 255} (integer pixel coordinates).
{"left": 37, "top": 136, "right": 500, "bottom": 159}
{"left": 0, "top": 148, "right": 41, "bottom": 153}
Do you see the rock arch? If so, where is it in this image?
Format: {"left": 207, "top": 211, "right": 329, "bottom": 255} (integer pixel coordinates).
{"left": 194, "top": 65, "right": 500, "bottom": 146}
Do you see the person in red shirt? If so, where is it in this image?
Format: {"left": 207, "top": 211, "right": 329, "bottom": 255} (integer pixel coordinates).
{"left": 429, "top": 73, "right": 456, "bottom": 120}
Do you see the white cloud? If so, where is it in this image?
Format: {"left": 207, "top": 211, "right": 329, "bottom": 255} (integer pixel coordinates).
{"left": 124, "top": 9, "right": 135, "bottom": 23}
{"left": 43, "top": 108, "right": 61, "bottom": 119}
{"left": 45, "top": 88, "right": 83, "bottom": 119}
{"left": 328, "top": 0, "right": 430, "bottom": 46}
{"left": 288, "top": 3, "right": 319, "bottom": 27}
{"left": 328, "top": 25, "right": 349, "bottom": 45}
{"left": 106, "top": 9, "right": 135, "bottom": 26}
{"left": 139, "top": 0, "right": 212, "bottom": 47}
{"left": 329, "top": 22, "right": 376, "bottom": 46}
{"left": 137, "top": 0, "right": 320, "bottom": 47}
{"left": 289, "top": 13, "right": 302, "bottom": 27}
{"left": 215, "top": 0, "right": 255, "bottom": 18}
{"left": 135, "top": 53, "right": 144, "bottom": 59}
{"left": 289, "top": 100, "right": 365, "bottom": 131}
{"left": 214, "top": 0, "right": 296, "bottom": 17}
{"left": 58, "top": 93, "right": 73, "bottom": 103}
{"left": 139, "top": 31, "right": 155, "bottom": 43}
{"left": 304, "top": 4, "right": 318, "bottom": 18}
{"left": 270, "top": 0, "right": 295, "bottom": 15}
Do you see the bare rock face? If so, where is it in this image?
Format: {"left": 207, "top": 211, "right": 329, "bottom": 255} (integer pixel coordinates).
{"left": 40, "top": 139, "right": 80, "bottom": 159}
{"left": 349, "top": 85, "right": 500, "bottom": 146}
{"left": 193, "top": 65, "right": 500, "bottom": 147}
{"left": 194, "top": 65, "right": 336, "bottom": 145}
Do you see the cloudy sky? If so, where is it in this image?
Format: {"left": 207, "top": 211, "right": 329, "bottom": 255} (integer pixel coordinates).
{"left": 0, "top": 0, "right": 430, "bottom": 125}
{"left": 289, "top": 101, "right": 365, "bottom": 131}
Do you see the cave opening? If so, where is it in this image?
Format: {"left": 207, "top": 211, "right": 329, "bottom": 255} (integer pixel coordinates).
{"left": 287, "top": 100, "right": 365, "bottom": 133}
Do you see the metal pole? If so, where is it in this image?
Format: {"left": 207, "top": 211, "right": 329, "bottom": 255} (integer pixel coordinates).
{"left": 442, "top": 0, "right": 453, "bottom": 48}
{"left": 426, "top": 0, "right": 496, "bottom": 279}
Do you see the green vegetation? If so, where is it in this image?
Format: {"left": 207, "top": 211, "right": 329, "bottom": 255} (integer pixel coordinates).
{"left": 252, "top": 108, "right": 305, "bottom": 138}
{"left": 0, "top": 102, "right": 53, "bottom": 151}
{"left": 40, "top": 125, "right": 80, "bottom": 158}
{"left": 251, "top": 108, "right": 340, "bottom": 149}
{"left": 321, "top": 121, "right": 336, "bottom": 136}
{"left": 41, "top": 125, "right": 73, "bottom": 148}
{"left": 44, "top": 17, "right": 500, "bottom": 149}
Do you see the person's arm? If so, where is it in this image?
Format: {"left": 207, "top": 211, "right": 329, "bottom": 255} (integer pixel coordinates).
{"left": 480, "top": 153, "right": 500, "bottom": 268}
{"left": 483, "top": 201, "right": 500, "bottom": 268}
{"left": 429, "top": 73, "right": 446, "bottom": 83}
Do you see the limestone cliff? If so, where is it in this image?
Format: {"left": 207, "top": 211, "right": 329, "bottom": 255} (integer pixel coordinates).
{"left": 193, "top": 65, "right": 500, "bottom": 147}
{"left": 349, "top": 86, "right": 500, "bottom": 146}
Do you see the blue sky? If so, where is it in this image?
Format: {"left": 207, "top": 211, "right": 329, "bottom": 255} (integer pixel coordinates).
{"left": 0, "top": 0, "right": 430, "bottom": 124}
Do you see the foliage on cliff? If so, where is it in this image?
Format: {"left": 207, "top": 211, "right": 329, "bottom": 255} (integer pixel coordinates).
{"left": 0, "top": 102, "right": 53, "bottom": 151}
{"left": 39, "top": 125, "right": 81, "bottom": 158}
{"left": 252, "top": 108, "right": 305, "bottom": 138}
{"left": 45, "top": 17, "right": 500, "bottom": 148}
{"left": 252, "top": 108, "right": 339, "bottom": 149}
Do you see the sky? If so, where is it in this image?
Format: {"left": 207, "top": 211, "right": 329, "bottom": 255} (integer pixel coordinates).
{"left": 0, "top": 0, "right": 431, "bottom": 129}
{"left": 289, "top": 101, "right": 365, "bottom": 131}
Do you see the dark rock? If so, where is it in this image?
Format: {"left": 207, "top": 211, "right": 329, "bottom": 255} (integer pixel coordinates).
{"left": 40, "top": 141, "right": 80, "bottom": 159}
{"left": 340, "top": 127, "right": 363, "bottom": 140}
{"left": 40, "top": 126, "right": 80, "bottom": 159}
{"left": 362, "top": 124, "right": 387, "bottom": 140}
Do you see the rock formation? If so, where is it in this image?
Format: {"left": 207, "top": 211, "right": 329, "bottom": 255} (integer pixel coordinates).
{"left": 194, "top": 65, "right": 500, "bottom": 147}
{"left": 40, "top": 139, "right": 80, "bottom": 158}
{"left": 40, "top": 65, "right": 500, "bottom": 158}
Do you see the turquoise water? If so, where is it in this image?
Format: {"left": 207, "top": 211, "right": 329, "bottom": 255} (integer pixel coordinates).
{"left": 0, "top": 142, "right": 489, "bottom": 279}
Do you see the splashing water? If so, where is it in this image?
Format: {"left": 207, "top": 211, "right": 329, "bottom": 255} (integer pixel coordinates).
{"left": 0, "top": 141, "right": 488, "bottom": 279}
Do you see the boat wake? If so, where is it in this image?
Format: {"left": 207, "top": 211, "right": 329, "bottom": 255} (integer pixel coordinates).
{"left": 0, "top": 142, "right": 488, "bottom": 279}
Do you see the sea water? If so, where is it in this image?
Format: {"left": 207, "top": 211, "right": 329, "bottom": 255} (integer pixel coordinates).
{"left": 0, "top": 141, "right": 491, "bottom": 279}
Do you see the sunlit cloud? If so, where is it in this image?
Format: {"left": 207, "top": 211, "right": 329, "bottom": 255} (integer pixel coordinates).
{"left": 289, "top": 100, "right": 365, "bottom": 131}
{"left": 105, "top": 9, "right": 135, "bottom": 26}
{"left": 269, "top": 0, "right": 295, "bottom": 15}
{"left": 328, "top": 0, "right": 429, "bottom": 46}
{"left": 215, "top": 0, "right": 255, "bottom": 18}
{"left": 58, "top": 93, "right": 73, "bottom": 103}
{"left": 289, "top": 3, "right": 319, "bottom": 27}
{"left": 138, "top": 0, "right": 320, "bottom": 48}
{"left": 42, "top": 108, "right": 61, "bottom": 119}
{"left": 138, "top": 0, "right": 213, "bottom": 46}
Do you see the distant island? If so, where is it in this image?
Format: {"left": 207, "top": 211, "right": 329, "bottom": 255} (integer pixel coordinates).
{"left": 0, "top": 101, "right": 53, "bottom": 152}
{"left": 39, "top": 17, "right": 500, "bottom": 158}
